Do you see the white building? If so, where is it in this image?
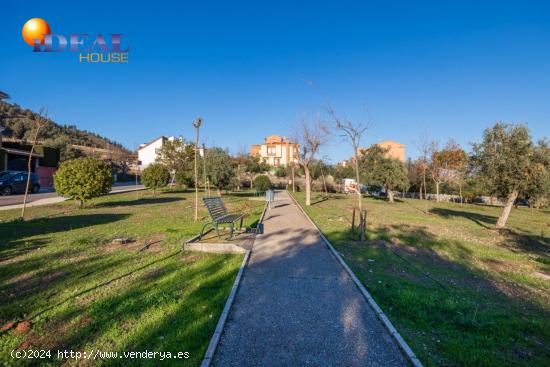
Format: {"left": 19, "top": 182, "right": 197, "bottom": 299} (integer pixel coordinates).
{"left": 137, "top": 136, "right": 204, "bottom": 170}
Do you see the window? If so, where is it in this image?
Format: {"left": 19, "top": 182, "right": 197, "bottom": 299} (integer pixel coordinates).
{"left": 267, "top": 146, "right": 276, "bottom": 156}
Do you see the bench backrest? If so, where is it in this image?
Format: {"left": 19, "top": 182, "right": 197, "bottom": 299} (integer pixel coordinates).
{"left": 203, "top": 197, "right": 228, "bottom": 221}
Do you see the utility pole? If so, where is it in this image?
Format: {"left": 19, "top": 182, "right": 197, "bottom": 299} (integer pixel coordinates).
{"left": 193, "top": 117, "right": 202, "bottom": 222}
{"left": 202, "top": 142, "right": 210, "bottom": 197}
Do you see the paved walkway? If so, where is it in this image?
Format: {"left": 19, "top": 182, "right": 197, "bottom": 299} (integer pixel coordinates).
{"left": 213, "top": 191, "right": 407, "bottom": 366}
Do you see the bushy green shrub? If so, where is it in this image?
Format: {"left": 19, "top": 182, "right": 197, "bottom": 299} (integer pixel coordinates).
{"left": 253, "top": 175, "right": 272, "bottom": 192}
{"left": 274, "top": 166, "right": 288, "bottom": 178}
{"left": 141, "top": 163, "right": 170, "bottom": 195}
{"left": 175, "top": 170, "right": 194, "bottom": 188}
{"left": 54, "top": 157, "right": 112, "bottom": 207}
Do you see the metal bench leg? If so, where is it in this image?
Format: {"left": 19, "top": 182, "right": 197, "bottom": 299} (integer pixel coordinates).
{"left": 229, "top": 222, "right": 235, "bottom": 239}
{"left": 199, "top": 222, "right": 211, "bottom": 240}
{"left": 239, "top": 217, "right": 243, "bottom": 230}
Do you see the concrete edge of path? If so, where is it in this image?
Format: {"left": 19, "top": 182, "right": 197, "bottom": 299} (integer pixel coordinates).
{"left": 200, "top": 250, "right": 250, "bottom": 367}
{"left": 287, "top": 191, "right": 424, "bottom": 367}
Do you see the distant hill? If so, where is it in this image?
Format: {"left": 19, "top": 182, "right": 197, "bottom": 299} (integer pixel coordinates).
{"left": 0, "top": 99, "right": 132, "bottom": 162}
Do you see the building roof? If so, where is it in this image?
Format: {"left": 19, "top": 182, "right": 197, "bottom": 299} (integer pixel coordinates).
{"left": 1, "top": 147, "right": 43, "bottom": 158}
{"left": 138, "top": 136, "right": 167, "bottom": 151}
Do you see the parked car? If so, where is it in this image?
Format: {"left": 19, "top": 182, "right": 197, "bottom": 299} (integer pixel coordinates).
{"left": 0, "top": 171, "right": 41, "bottom": 196}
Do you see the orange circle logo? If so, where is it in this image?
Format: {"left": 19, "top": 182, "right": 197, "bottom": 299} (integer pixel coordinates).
{"left": 22, "top": 18, "right": 51, "bottom": 46}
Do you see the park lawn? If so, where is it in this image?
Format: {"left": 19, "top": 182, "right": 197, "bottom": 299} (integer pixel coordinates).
{"left": 291, "top": 191, "right": 550, "bottom": 367}
{"left": 0, "top": 189, "right": 264, "bottom": 366}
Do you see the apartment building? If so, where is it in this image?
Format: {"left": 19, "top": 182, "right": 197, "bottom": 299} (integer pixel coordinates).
{"left": 359, "top": 140, "right": 406, "bottom": 162}
{"left": 250, "top": 135, "right": 299, "bottom": 166}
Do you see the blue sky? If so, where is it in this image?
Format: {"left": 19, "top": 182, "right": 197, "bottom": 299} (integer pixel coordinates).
{"left": 2, "top": 1, "right": 549, "bottom": 161}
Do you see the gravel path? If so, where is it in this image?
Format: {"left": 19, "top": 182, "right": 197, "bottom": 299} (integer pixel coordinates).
{"left": 212, "top": 191, "right": 408, "bottom": 366}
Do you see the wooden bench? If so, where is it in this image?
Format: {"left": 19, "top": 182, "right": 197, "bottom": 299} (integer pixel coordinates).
{"left": 200, "top": 197, "right": 245, "bottom": 240}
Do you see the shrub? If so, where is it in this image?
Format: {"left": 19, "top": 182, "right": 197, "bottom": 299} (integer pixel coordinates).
{"left": 274, "top": 166, "right": 288, "bottom": 178}
{"left": 54, "top": 157, "right": 113, "bottom": 207}
{"left": 175, "top": 170, "right": 194, "bottom": 188}
{"left": 253, "top": 175, "right": 272, "bottom": 192}
{"left": 142, "top": 163, "right": 170, "bottom": 195}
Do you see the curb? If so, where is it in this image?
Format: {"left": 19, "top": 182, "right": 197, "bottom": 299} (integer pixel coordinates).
{"left": 200, "top": 250, "right": 250, "bottom": 367}
{"left": 287, "top": 191, "right": 423, "bottom": 367}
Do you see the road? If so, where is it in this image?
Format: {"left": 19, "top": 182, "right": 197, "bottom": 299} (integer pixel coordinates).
{"left": 0, "top": 183, "right": 144, "bottom": 207}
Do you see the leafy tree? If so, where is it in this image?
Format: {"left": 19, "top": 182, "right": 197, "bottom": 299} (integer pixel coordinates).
{"left": 274, "top": 166, "right": 288, "bottom": 178}
{"left": 253, "top": 175, "right": 272, "bottom": 192}
{"left": 242, "top": 155, "right": 270, "bottom": 188}
{"left": 54, "top": 157, "right": 113, "bottom": 207}
{"left": 175, "top": 170, "right": 194, "bottom": 188}
{"left": 155, "top": 138, "right": 195, "bottom": 175}
{"left": 360, "top": 146, "right": 409, "bottom": 202}
{"left": 141, "top": 163, "right": 170, "bottom": 195}
{"left": 524, "top": 140, "right": 550, "bottom": 208}
{"left": 471, "top": 123, "right": 541, "bottom": 228}
{"left": 430, "top": 140, "right": 468, "bottom": 202}
{"left": 205, "top": 147, "right": 236, "bottom": 194}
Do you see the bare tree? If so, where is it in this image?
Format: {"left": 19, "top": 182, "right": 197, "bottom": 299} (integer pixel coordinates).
{"left": 413, "top": 130, "right": 432, "bottom": 214}
{"left": 294, "top": 116, "right": 329, "bottom": 206}
{"left": 20, "top": 108, "right": 47, "bottom": 220}
{"left": 326, "top": 105, "right": 370, "bottom": 240}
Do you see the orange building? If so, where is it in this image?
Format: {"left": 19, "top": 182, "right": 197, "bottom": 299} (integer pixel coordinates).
{"left": 359, "top": 140, "right": 406, "bottom": 162}
{"left": 250, "top": 135, "right": 300, "bottom": 166}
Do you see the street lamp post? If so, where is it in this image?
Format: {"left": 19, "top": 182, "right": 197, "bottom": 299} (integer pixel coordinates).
{"left": 192, "top": 117, "right": 202, "bottom": 222}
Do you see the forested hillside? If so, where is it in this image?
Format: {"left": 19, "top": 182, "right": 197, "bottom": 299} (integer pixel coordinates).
{"left": 0, "top": 95, "right": 131, "bottom": 162}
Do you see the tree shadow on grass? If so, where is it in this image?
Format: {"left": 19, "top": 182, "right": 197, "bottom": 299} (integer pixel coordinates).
{"left": 322, "top": 224, "right": 550, "bottom": 365}
{"left": 93, "top": 197, "right": 183, "bottom": 208}
{"left": 9, "top": 254, "right": 236, "bottom": 367}
{"left": 499, "top": 229, "right": 550, "bottom": 258}
{"left": 0, "top": 213, "right": 130, "bottom": 258}
{"left": 429, "top": 207, "right": 496, "bottom": 229}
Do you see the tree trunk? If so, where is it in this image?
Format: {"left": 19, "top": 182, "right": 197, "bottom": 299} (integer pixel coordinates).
{"left": 353, "top": 152, "right": 364, "bottom": 241}
{"left": 387, "top": 189, "right": 394, "bottom": 203}
{"left": 20, "top": 125, "right": 41, "bottom": 220}
{"left": 435, "top": 181, "right": 440, "bottom": 202}
{"left": 459, "top": 183, "right": 463, "bottom": 206}
{"left": 305, "top": 165, "right": 311, "bottom": 206}
{"left": 496, "top": 190, "right": 518, "bottom": 229}
{"left": 291, "top": 165, "right": 295, "bottom": 192}
{"left": 321, "top": 169, "right": 328, "bottom": 196}
{"left": 422, "top": 168, "right": 428, "bottom": 214}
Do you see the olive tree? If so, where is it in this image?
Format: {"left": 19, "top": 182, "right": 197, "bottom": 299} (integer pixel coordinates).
{"left": 471, "top": 123, "right": 541, "bottom": 228}
{"left": 141, "top": 163, "right": 170, "bottom": 195}
{"left": 205, "top": 147, "right": 236, "bottom": 195}
{"left": 360, "top": 145, "right": 408, "bottom": 203}
{"left": 54, "top": 157, "right": 113, "bottom": 207}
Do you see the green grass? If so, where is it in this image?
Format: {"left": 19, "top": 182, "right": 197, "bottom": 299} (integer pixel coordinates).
{"left": 0, "top": 189, "right": 265, "bottom": 366}
{"left": 291, "top": 191, "right": 550, "bottom": 367}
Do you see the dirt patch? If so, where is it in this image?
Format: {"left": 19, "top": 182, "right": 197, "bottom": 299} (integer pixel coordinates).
{"left": 1, "top": 321, "right": 16, "bottom": 332}
{"left": 102, "top": 234, "right": 167, "bottom": 253}
{"left": 13, "top": 321, "right": 32, "bottom": 335}
{"left": 533, "top": 271, "right": 550, "bottom": 281}
{"left": 141, "top": 268, "right": 166, "bottom": 280}
{"left": 181, "top": 254, "right": 204, "bottom": 264}
{"left": 17, "top": 316, "right": 92, "bottom": 351}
